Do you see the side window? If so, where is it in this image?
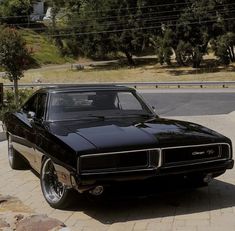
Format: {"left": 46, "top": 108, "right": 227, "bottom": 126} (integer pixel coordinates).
{"left": 22, "top": 93, "right": 47, "bottom": 120}
{"left": 116, "top": 92, "right": 143, "bottom": 110}
{"left": 36, "top": 94, "right": 47, "bottom": 120}
{"left": 22, "top": 94, "right": 38, "bottom": 113}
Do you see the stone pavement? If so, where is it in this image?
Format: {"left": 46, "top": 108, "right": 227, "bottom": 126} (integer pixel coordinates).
{"left": 1, "top": 114, "right": 235, "bottom": 231}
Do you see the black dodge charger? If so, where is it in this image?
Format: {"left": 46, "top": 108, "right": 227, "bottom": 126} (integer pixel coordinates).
{"left": 3, "top": 85, "right": 234, "bottom": 208}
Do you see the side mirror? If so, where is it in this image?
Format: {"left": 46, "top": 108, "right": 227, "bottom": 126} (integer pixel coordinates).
{"left": 152, "top": 106, "right": 156, "bottom": 113}
{"left": 27, "top": 111, "right": 36, "bottom": 122}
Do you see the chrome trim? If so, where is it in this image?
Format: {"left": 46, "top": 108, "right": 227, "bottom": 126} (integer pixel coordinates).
{"left": 161, "top": 158, "right": 229, "bottom": 169}
{"left": 81, "top": 168, "right": 156, "bottom": 176}
{"left": 80, "top": 148, "right": 161, "bottom": 158}
{"left": 77, "top": 157, "right": 80, "bottom": 174}
{"left": 147, "top": 151, "right": 151, "bottom": 168}
{"left": 219, "top": 145, "right": 222, "bottom": 158}
{"left": 79, "top": 148, "right": 161, "bottom": 174}
{"left": 79, "top": 143, "right": 231, "bottom": 175}
{"left": 158, "top": 149, "right": 162, "bottom": 168}
{"left": 161, "top": 143, "right": 230, "bottom": 151}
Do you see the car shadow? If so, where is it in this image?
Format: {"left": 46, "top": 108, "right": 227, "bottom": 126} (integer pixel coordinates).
{"left": 66, "top": 178, "right": 235, "bottom": 224}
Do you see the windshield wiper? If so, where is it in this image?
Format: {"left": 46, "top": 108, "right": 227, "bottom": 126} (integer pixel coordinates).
{"left": 49, "top": 115, "right": 107, "bottom": 122}
{"left": 87, "top": 115, "right": 106, "bottom": 120}
{"left": 123, "top": 113, "right": 154, "bottom": 119}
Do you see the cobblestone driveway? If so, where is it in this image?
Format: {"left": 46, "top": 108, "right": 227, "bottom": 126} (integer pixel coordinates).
{"left": 1, "top": 115, "right": 235, "bottom": 231}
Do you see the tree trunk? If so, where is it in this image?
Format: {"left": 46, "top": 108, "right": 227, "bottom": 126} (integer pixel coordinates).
{"left": 228, "top": 47, "right": 233, "bottom": 62}
{"left": 192, "top": 50, "right": 202, "bottom": 68}
{"left": 192, "top": 59, "right": 201, "bottom": 68}
{"left": 13, "top": 78, "right": 19, "bottom": 106}
{"left": 175, "top": 50, "right": 186, "bottom": 66}
{"left": 51, "top": 7, "right": 56, "bottom": 34}
{"left": 124, "top": 50, "right": 135, "bottom": 66}
{"left": 230, "top": 46, "right": 235, "bottom": 62}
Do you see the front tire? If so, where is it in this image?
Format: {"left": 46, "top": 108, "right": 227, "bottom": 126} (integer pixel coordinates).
{"left": 8, "top": 135, "right": 28, "bottom": 170}
{"left": 40, "top": 158, "right": 75, "bottom": 209}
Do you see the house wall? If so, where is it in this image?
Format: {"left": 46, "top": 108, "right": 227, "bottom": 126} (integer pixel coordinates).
{"left": 31, "top": 0, "right": 45, "bottom": 21}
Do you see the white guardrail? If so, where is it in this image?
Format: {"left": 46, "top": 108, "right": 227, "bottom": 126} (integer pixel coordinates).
{"left": 2, "top": 81, "right": 235, "bottom": 89}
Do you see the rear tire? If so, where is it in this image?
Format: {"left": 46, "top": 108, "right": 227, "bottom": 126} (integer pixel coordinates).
{"left": 40, "top": 158, "right": 76, "bottom": 209}
{"left": 7, "top": 135, "right": 28, "bottom": 170}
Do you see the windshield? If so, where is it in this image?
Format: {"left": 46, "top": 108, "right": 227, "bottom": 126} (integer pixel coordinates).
{"left": 48, "top": 90, "right": 154, "bottom": 121}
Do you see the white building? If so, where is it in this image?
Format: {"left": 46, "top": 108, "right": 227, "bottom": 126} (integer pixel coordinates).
{"left": 31, "top": 0, "right": 45, "bottom": 21}
{"left": 0, "top": 0, "right": 49, "bottom": 21}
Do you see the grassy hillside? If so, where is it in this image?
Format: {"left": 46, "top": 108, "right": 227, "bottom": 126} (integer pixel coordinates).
{"left": 20, "top": 29, "right": 74, "bottom": 66}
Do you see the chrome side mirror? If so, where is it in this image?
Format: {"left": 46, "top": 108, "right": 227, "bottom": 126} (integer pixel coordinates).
{"left": 27, "top": 111, "right": 36, "bottom": 122}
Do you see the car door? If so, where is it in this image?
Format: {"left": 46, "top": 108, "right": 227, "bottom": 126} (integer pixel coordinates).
{"left": 31, "top": 93, "right": 48, "bottom": 172}
{"left": 13, "top": 94, "right": 38, "bottom": 164}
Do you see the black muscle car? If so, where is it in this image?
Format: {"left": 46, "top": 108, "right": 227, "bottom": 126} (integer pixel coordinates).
{"left": 3, "top": 85, "right": 234, "bottom": 208}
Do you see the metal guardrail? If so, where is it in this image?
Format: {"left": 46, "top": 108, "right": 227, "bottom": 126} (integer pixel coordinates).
{"left": 2, "top": 81, "right": 235, "bottom": 89}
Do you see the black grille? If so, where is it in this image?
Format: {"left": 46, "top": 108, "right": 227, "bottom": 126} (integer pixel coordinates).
{"left": 80, "top": 150, "right": 149, "bottom": 173}
{"left": 162, "top": 145, "right": 224, "bottom": 166}
{"left": 221, "top": 144, "right": 230, "bottom": 159}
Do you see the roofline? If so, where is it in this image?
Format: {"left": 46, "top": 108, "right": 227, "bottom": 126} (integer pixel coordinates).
{"left": 36, "top": 84, "right": 135, "bottom": 93}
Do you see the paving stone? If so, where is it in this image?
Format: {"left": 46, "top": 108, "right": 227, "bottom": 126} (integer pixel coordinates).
{"left": 173, "top": 226, "right": 197, "bottom": 231}
{"left": 147, "top": 221, "right": 173, "bottom": 231}
{"left": 15, "top": 214, "right": 66, "bottom": 231}
{"left": 133, "top": 221, "right": 148, "bottom": 230}
{"left": 184, "top": 219, "right": 210, "bottom": 227}
{"left": 107, "top": 222, "right": 135, "bottom": 231}
{"left": 50, "top": 211, "right": 74, "bottom": 224}
{"left": 0, "top": 218, "right": 10, "bottom": 228}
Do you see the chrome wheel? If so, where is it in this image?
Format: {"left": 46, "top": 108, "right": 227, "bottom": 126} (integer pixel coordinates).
{"left": 41, "top": 159, "right": 66, "bottom": 204}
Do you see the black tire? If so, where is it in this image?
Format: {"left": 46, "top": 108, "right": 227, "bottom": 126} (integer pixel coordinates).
{"left": 7, "top": 135, "right": 28, "bottom": 170}
{"left": 40, "top": 158, "right": 76, "bottom": 209}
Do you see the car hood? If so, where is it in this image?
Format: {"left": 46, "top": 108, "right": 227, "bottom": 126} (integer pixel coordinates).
{"left": 48, "top": 117, "right": 227, "bottom": 154}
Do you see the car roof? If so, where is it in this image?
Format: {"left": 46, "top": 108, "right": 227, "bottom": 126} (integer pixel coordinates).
{"left": 36, "top": 84, "right": 134, "bottom": 94}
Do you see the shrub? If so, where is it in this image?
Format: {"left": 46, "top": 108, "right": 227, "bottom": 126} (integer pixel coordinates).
{"left": 0, "top": 89, "right": 34, "bottom": 120}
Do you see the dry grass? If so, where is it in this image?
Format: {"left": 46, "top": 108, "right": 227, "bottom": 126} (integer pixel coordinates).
{"left": 2, "top": 57, "right": 235, "bottom": 84}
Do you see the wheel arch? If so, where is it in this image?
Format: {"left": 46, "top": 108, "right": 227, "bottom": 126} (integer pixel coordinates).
{"left": 40, "top": 155, "right": 75, "bottom": 189}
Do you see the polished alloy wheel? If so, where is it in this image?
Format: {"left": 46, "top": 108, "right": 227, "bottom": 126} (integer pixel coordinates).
{"left": 41, "top": 159, "right": 65, "bottom": 204}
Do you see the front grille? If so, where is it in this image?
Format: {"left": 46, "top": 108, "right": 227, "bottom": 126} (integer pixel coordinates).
{"left": 162, "top": 144, "right": 230, "bottom": 166}
{"left": 80, "top": 149, "right": 159, "bottom": 173}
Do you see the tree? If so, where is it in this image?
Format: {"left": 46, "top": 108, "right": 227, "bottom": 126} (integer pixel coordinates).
{"left": 44, "top": 0, "right": 82, "bottom": 54}
{"left": 154, "top": 29, "right": 174, "bottom": 65}
{"left": 45, "top": 0, "right": 235, "bottom": 67}
{"left": 61, "top": 0, "right": 160, "bottom": 65}
{"left": 211, "top": 33, "right": 235, "bottom": 65}
{"left": 153, "top": 0, "right": 226, "bottom": 68}
{"left": 0, "top": 0, "right": 35, "bottom": 25}
{"left": 210, "top": 0, "right": 235, "bottom": 64}
{"left": 172, "top": 0, "right": 217, "bottom": 68}
{"left": 0, "top": 27, "right": 31, "bottom": 105}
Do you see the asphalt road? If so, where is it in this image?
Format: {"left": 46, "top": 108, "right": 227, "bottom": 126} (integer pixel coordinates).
{"left": 140, "top": 90, "right": 235, "bottom": 116}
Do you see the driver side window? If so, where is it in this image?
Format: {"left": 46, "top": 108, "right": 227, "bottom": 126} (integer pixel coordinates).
{"left": 23, "top": 94, "right": 38, "bottom": 113}
{"left": 22, "top": 93, "right": 47, "bottom": 120}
